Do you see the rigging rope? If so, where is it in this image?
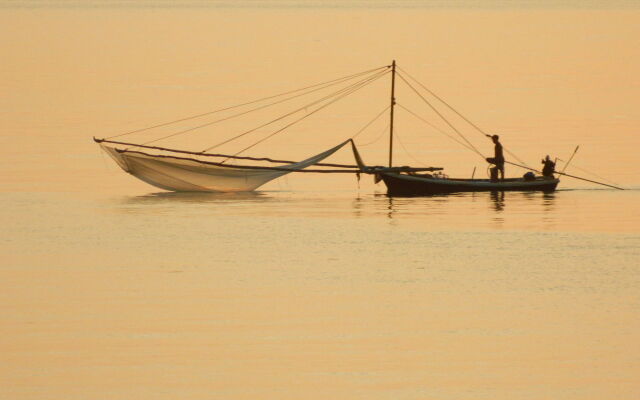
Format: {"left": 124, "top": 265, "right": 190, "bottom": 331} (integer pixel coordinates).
{"left": 398, "top": 66, "right": 532, "bottom": 168}
{"left": 351, "top": 105, "right": 391, "bottom": 140}
{"left": 398, "top": 67, "right": 491, "bottom": 138}
{"left": 396, "top": 103, "right": 478, "bottom": 153}
{"left": 394, "top": 129, "right": 431, "bottom": 168}
{"left": 106, "top": 65, "right": 390, "bottom": 140}
{"left": 202, "top": 69, "right": 390, "bottom": 153}
{"left": 140, "top": 67, "right": 390, "bottom": 147}
{"left": 226, "top": 70, "right": 390, "bottom": 159}
{"left": 357, "top": 123, "right": 389, "bottom": 146}
{"left": 396, "top": 72, "right": 486, "bottom": 159}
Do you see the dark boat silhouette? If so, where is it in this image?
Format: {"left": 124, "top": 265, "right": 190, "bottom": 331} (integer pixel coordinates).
{"left": 380, "top": 173, "right": 559, "bottom": 196}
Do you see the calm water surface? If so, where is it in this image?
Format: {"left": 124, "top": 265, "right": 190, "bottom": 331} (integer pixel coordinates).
{"left": 1, "top": 2, "right": 640, "bottom": 400}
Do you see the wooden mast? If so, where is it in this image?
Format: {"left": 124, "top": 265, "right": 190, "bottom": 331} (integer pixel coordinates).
{"left": 388, "top": 60, "right": 397, "bottom": 167}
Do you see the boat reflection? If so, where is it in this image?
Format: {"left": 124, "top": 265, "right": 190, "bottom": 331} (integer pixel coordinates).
{"left": 542, "top": 192, "right": 556, "bottom": 211}
{"left": 489, "top": 191, "right": 505, "bottom": 212}
{"left": 112, "top": 189, "right": 559, "bottom": 230}
{"left": 375, "top": 190, "right": 557, "bottom": 227}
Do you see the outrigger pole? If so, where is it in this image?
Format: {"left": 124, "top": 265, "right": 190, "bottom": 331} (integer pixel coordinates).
{"left": 388, "top": 60, "right": 397, "bottom": 167}
{"left": 505, "top": 160, "right": 624, "bottom": 190}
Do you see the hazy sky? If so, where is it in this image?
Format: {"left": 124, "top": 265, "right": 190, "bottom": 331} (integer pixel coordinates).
{"left": 2, "top": 0, "right": 640, "bottom": 9}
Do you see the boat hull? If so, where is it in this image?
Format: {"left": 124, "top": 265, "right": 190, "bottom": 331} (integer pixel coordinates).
{"left": 380, "top": 172, "right": 559, "bottom": 196}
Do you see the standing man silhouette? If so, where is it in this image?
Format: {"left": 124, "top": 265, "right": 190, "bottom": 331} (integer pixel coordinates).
{"left": 485, "top": 134, "right": 505, "bottom": 181}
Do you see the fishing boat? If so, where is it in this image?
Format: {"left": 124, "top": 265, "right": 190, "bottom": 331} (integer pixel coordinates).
{"left": 363, "top": 61, "right": 623, "bottom": 194}
{"left": 356, "top": 60, "right": 563, "bottom": 196}
{"left": 96, "top": 61, "right": 621, "bottom": 194}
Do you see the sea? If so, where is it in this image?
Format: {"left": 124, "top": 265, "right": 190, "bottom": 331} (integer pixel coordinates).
{"left": 1, "top": 1, "right": 639, "bottom": 399}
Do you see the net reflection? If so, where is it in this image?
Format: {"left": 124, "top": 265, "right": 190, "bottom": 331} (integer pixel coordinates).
{"left": 115, "top": 190, "right": 278, "bottom": 216}
{"left": 123, "top": 191, "right": 271, "bottom": 205}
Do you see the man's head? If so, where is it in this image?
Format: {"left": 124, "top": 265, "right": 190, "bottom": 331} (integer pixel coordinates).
{"left": 492, "top": 134, "right": 500, "bottom": 143}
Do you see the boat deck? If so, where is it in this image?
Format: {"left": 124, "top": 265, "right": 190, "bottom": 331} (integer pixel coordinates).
{"left": 382, "top": 172, "right": 560, "bottom": 196}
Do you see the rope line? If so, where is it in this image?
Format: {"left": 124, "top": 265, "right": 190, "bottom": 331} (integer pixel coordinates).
{"left": 140, "top": 67, "right": 390, "bottom": 147}
{"left": 396, "top": 103, "right": 477, "bottom": 153}
{"left": 357, "top": 123, "right": 389, "bottom": 146}
{"left": 351, "top": 105, "right": 391, "bottom": 140}
{"left": 398, "top": 66, "right": 532, "bottom": 168}
{"left": 394, "top": 129, "right": 430, "bottom": 168}
{"left": 396, "top": 72, "right": 485, "bottom": 159}
{"left": 203, "top": 69, "right": 389, "bottom": 153}
{"left": 227, "top": 70, "right": 390, "bottom": 159}
{"left": 106, "top": 65, "right": 389, "bottom": 140}
{"left": 398, "top": 66, "right": 490, "bottom": 138}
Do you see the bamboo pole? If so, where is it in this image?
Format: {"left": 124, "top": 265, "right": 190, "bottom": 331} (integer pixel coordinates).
{"left": 388, "top": 60, "right": 396, "bottom": 167}
{"left": 505, "top": 161, "right": 624, "bottom": 190}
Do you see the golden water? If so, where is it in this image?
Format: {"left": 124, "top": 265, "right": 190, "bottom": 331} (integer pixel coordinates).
{"left": 1, "top": 2, "right": 639, "bottom": 399}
